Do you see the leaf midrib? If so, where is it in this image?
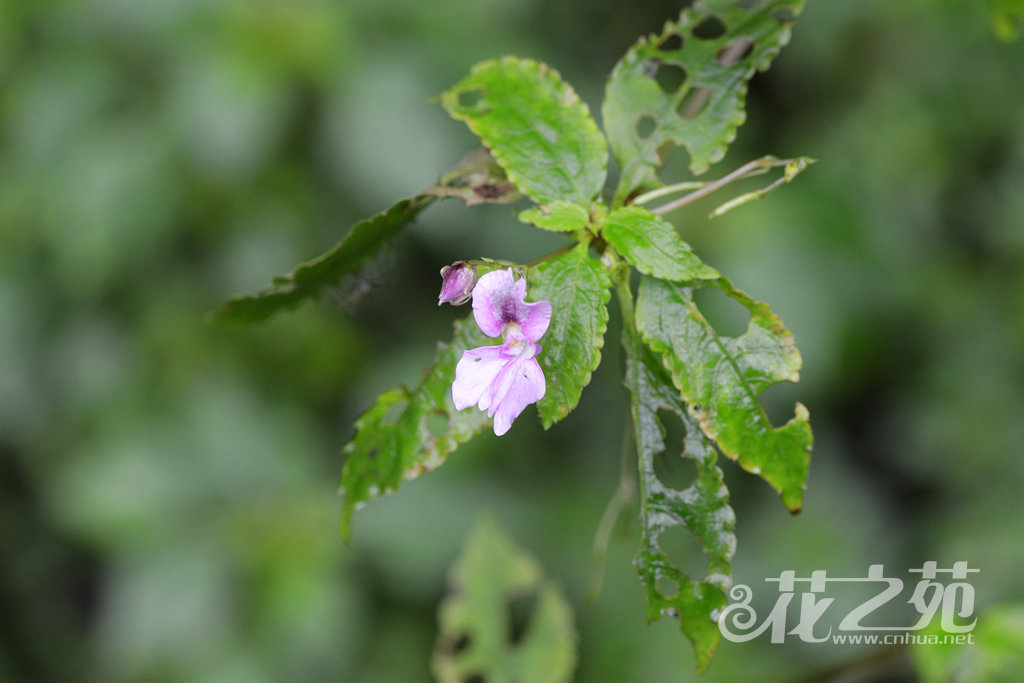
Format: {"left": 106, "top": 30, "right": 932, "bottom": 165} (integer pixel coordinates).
{"left": 661, "top": 281, "right": 789, "bottom": 467}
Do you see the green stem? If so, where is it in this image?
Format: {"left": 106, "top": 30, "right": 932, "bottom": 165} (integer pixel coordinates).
{"left": 524, "top": 241, "right": 577, "bottom": 269}
{"left": 616, "top": 271, "right": 650, "bottom": 552}
{"left": 794, "top": 645, "right": 912, "bottom": 683}
{"left": 586, "top": 423, "right": 636, "bottom": 601}
{"left": 648, "top": 155, "right": 801, "bottom": 216}
{"left": 466, "top": 241, "right": 579, "bottom": 277}
{"left": 707, "top": 156, "right": 813, "bottom": 218}
{"left": 588, "top": 265, "right": 647, "bottom": 601}
{"left": 632, "top": 181, "right": 707, "bottom": 207}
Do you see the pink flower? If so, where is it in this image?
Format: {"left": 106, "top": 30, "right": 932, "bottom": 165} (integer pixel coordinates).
{"left": 451, "top": 268, "right": 551, "bottom": 435}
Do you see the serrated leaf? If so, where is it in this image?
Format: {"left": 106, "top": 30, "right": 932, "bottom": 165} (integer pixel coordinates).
{"left": 215, "top": 150, "right": 516, "bottom": 324}
{"left": 603, "top": 0, "right": 805, "bottom": 203}
{"left": 519, "top": 200, "right": 591, "bottom": 233}
{"left": 433, "top": 517, "right": 577, "bottom": 683}
{"left": 442, "top": 57, "right": 608, "bottom": 205}
{"left": 636, "top": 276, "right": 811, "bottom": 511}
{"left": 602, "top": 205, "right": 720, "bottom": 282}
{"left": 338, "top": 318, "right": 491, "bottom": 541}
{"left": 215, "top": 196, "right": 433, "bottom": 324}
{"left": 528, "top": 244, "right": 611, "bottom": 428}
{"left": 622, "top": 311, "right": 735, "bottom": 672}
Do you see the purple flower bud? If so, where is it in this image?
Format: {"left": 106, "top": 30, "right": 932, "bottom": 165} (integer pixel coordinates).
{"left": 451, "top": 268, "right": 552, "bottom": 435}
{"left": 438, "top": 261, "right": 478, "bottom": 306}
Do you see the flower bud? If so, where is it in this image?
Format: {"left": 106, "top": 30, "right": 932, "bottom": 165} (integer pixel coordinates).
{"left": 437, "top": 261, "right": 478, "bottom": 306}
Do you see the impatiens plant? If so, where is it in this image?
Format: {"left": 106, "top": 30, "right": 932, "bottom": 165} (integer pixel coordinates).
{"left": 217, "top": 0, "right": 813, "bottom": 672}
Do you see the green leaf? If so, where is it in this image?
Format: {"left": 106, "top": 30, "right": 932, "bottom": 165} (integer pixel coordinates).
{"left": 623, "top": 312, "right": 735, "bottom": 672}
{"left": 519, "top": 200, "right": 591, "bottom": 233}
{"left": 913, "top": 602, "right": 1024, "bottom": 683}
{"left": 215, "top": 150, "right": 516, "bottom": 324}
{"left": 338, "top": 318, "right": 491, "bottom": 541}
{"left": 987, "top": 0, "right": 1024, "bottom": 40}
{"left": 442, "top": 57, "right": 608, "bottom": 205}
{"left": 602, "top": 205, "right": 720, "bottom": 282}
{"left": 636, "top": 276, "right": 811, "bottom": 511}
{"left": 215, "top": 196, "right": 432, "bottom": 324}
{"left": 603, "top": 0, "right": 806, "bottom": 203}
{"left": 433, "top": 517, "right": 577, "bottom": 683}
{"left": 528, "top": 244, "right": 611, "bottom": 428}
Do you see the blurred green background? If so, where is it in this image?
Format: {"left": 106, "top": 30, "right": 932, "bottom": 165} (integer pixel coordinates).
{"left": 1, "top": 0, "right": 1022, "bottom": 681}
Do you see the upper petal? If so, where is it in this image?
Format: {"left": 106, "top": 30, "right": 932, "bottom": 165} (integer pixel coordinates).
{"left": 518, "top": 299, "right": 552, "bottom": 341}
{"left": 471, "top": 268, "right": 521, "bottom": 337}
{"left": 451, "top": 345, "right": 507, "bottom": 411}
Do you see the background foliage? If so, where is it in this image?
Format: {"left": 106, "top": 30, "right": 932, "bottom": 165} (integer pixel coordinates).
{"left": 1, "top": 0, "right": 1023, "bottom": 681}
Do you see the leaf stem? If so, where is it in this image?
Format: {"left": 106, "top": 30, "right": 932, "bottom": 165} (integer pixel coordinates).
{"left": 586, "top": 423, "right": 636, "bottom": 601}
{"left": 795, "top": 645, "right": 912, "bottom": 683}
{"left": 468, "top": 241, "right": 579, "bottom": 277}
{"left": 524, "top": 241, "right": 578, "bottom": 269}
{"left": 588, "top": 266, "right": 645, "bottom": 601}
{"left": 618, "top": 271, "right": 650, "bottom": 548}
{"left": 632, "top": 181, "right": 707, "bottom": 207}
{"left": 707, "top": 157, "right": 813, "bottom": 218}
{"left": 648, "top": 155, "right": 807, "bottom": 216}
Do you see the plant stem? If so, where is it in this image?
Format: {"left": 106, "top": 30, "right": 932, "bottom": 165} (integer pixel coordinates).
{"left": 632, "top": 181, "right": 707, "bottom": 206}
{"left": 794, "top": 645, "right": 913, "bottom": 683}
{"left": 470, "top": 242, "right": 578, "bottom": 277}
{"left": 707, "top": 156, "right": 813, "bottom": 218}
{"left": 707, "top": 172, "right": 789, "bottom": 218}
{"left": 649, "top": 155, "right": 798, "bottom": 216}
{"left": 524, "top": 241, "right": 577, "bottom": 269}
{"left": 588, "top": 267, "right": 643, "bottom": 601}
{"left": 586, "top": 423, "right": 636, "bottom": 601}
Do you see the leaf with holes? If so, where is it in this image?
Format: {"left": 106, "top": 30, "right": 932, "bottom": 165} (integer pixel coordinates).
{"left": 636, "top": 276, "right": 811, "bottom": 511}
{"left": 623, "top": 316, "right": 736, "bottom": 672}
{"left": 338, "top": 317, "right": 491, "bottom": 541}
{"left": 433, "top": 517, "right": 577, "bottom": 683}
{"left": 528, "top": 244, "right": 611, "bottom": 428}
{"left": 519, "top": 200, "right": 592, "bottom": 233}
{"left": 602, "top": 205, "right": 720, "bottom": 282}
{"left": 215, "top": 150, "right": 517, "bottom": 324}
{"left": 603, "top": 0, "right": 806, "bottom": 203}
{"left": 442, "top": 57, "right": 608, "bottom": 205}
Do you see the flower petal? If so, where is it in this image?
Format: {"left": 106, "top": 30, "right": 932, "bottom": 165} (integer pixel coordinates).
{"left": 519, "top": 299, "right": 552, "bottom": 341}
{"left": 451, "top": 345, "right": 507, "bottom": 411}
{"left": 491, "top": 356, "right": 546, "bottom": 436}
{"left": 470, "top": 268, "right": 551, "bottom": 341}
{"left": 471, "top": 268, "right": 520, "bottom": 337}
{"left": 478, "top": 340, "right": 537, "bottom": 414}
